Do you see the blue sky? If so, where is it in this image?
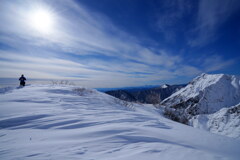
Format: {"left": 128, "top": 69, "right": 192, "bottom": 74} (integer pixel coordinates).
{"left": 0, "top": 0, "right": 240, "bottom": 88}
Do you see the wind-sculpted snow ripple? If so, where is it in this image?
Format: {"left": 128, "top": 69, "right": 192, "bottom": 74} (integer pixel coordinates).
{"left": 0, "top": 114, "right": 50, "bottom": 129}
{"left": 0, "top": 86, "right": 15, "bottom": 94}
{"left": 0, "top": 85, "right": 240, "bottom": 160}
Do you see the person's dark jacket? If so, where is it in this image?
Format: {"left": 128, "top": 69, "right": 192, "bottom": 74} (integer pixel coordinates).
{"left": 19, "top": 76, "right": 26, "bottom": 86}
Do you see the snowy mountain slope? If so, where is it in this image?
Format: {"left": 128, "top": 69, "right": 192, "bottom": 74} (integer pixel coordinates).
{"left": 0, "top": 85, "right": 240, "bottom": 160}
{"left": 105, "top": 90, "right": 137, "bottom": 102}
{"left": 190, "top": 103, "right": 240, "bottom": 138}
{"left": 161, "top": 73, "right": 240, "bottom": 137}
{"left": 161, "top": 84, "right": 169, "bottom": 88}
{"left": 162, "top": 73, "right": 240, "bottom": 114}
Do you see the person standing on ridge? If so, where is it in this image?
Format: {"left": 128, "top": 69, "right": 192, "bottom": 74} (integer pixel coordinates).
{"left": 19, "top": 74, "right": 26, "bottom": 86}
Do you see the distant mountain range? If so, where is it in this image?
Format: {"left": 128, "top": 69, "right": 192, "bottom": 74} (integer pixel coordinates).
{"left": 96, "top": 85, "right": 159, "bottom": 92}
{"left": 105, "top": 84, "right": 186, "bottom": 104}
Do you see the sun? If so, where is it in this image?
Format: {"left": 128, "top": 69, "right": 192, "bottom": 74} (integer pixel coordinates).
{"left": 29, "top": 8, "right": 54, "bottom": 34}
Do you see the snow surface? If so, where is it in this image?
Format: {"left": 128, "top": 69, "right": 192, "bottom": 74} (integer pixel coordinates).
{"left": 190, "top": 103, "right": 240, "bottom": 139}
{"left": 0, "top": 85, "right": 240, "bottom": 160}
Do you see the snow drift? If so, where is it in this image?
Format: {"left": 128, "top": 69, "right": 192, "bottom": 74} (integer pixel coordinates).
{"left": 0, "top": 84, "right": 239, "bottom": 159}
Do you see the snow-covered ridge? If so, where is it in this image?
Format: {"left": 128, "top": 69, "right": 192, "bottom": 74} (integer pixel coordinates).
{"left": 161, "top": 73, "right": 240, "bottom": 138}
{"left": 170, "top": 73, "right": 224, "bottom": 98}
{"left": 162, "top": 73, "right": 240, "bottom": 114}
{"left": 1, "top": 85, "right": 240, "bottom": 159}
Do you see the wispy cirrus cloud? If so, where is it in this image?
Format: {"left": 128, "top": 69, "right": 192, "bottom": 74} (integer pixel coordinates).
{"left": 0, "top": 49, "right": 180, "bottom": 87}
{"left": 155, "top": 0, "right": 193, "bottom": 42}
{"left": 201, "top": 55, "right": 235, "bottom": 72}
{"left": 0, "top": 0, "right": 236, "bottom": 87}
{"left": 188, "top": 0, "right": 240, "bottom": 47}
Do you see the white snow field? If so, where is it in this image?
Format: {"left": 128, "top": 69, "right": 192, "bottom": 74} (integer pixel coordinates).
{"left": 0, "top": 85, "right": 240, "bottom": 160}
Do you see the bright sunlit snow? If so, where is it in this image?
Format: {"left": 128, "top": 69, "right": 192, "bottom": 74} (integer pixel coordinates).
{"left": 0, "top": 85, "right": 239, "bottom": 160}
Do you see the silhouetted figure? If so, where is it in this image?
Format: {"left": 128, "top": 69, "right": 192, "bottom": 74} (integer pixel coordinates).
{"left": 19, "top": 74, "right": 26, "bottom": 86}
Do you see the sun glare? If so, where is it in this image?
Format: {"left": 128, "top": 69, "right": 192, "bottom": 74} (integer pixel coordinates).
{"left": 29, "top": 8, "right": 54, "bottom": 34}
